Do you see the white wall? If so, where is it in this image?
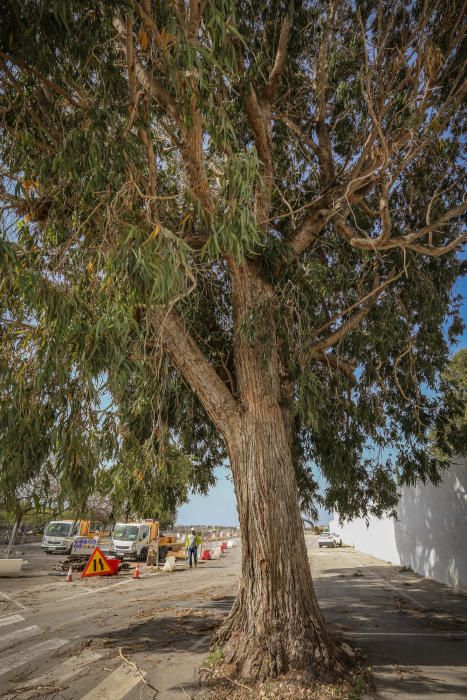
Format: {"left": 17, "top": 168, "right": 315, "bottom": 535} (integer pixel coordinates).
{"left": 330, "top": 458, "right": 467, "bottom": 589}
{"left": 329, "top": 511, "right": 401, "bottom": 565}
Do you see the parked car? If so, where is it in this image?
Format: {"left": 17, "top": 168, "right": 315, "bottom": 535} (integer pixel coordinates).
{"left": 331, "top": 532, "right": 343, "bottom": 547}
{"left": 318, "top": 532, "right": 343, "bottom": 548}
{"left": 318, "top": 533, "right": 335, "bottom": 548}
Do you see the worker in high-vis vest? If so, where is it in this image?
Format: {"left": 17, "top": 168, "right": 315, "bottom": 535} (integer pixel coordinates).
{"left": 185, "top": 528, "right": 201, "bottom": 568}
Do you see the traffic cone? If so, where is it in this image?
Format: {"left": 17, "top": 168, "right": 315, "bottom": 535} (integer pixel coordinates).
{"left": 66, "top": 565, "right": 73, "bottom": 582}
{"left": 133, "top": 563, "right": 140, "bottom": 579}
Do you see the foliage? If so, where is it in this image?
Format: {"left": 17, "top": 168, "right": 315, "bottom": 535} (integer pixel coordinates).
{"left": 0, "top": 0, "right": 465, "bottom": 522}
{"left": 431, "top": 348, "right": 467, "bottom": 459}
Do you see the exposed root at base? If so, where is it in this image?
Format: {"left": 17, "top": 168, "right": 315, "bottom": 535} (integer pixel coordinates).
{"left": 198, "top": 657, "right": 373, "bottom": 700}
{"left": 211, "top": 625, "right": 352, "bottom": 684}
{"left": 199, "top": 635, "right": 371, "bottom": 697}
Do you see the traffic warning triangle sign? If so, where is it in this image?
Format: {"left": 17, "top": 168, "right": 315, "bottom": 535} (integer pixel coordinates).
{"left": 81, "top": 546, "right": 112, "bottom": 578}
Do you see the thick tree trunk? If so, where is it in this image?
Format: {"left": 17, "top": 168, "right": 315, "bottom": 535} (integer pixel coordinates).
{"left": 213, "top": 263, "right": 339, "bottom": 680}
{"left": 215, "top": 412, "right": 337, "bottom": 680}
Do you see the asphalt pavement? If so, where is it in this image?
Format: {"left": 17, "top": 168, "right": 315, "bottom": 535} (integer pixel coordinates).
{"left": 0, "top": 536, "right": 466, "bottom": 698}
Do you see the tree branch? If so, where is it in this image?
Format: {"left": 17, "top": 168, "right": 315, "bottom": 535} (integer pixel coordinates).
{"left": 113, "top": 17, "right": 178, "bottom": 119}
{"left": 114, "top": 15, "right": 213, "bottom": 213}
{"left": 0, "top": 51, "right": 89, "bottom": 110}
{"left": 314, "top": 351, "right": 357, "bottom": 384}
{"left": 244, "top": 85, "right": 273, "bottom": 225}
{"left": 262, "top": 5, "right": 294, "bottom": 103}
{"left": 315, "top": 2, "right": 336, "bottom": 186}
{"left": 153, "top": 309, "right": 240, "bottom": 437}
{"left": 313, "top": 304, "right": 370, "bottom": 353}
{"left": 138, "top": 128, "right": 158, "bottom": 220}
{"left": 274, "top": 112, "right": 320, "bottom": 157}
{"left": 244, "top": 6, "right": 293, "bottom": 226}
{"left": 341, "top": 203, "right": 467, "bottom": 253}
{"left": 288, "top": 202, "right": 335, "bottom": 255}
{"left": 312, "top": 269, "right": 403, "bottom": 340}
{"left": 311, "top": 270, "right": 400, "bottom": 353}
{"left": 181, "top": 93, "right": 214, "bottom": 212}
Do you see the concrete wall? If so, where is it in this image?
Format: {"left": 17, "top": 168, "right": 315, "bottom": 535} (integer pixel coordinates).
{"left": 329, "top": 511, "right": 401, "bottom": 565}
{"left": 330, "top": 458, "right": 467, "bottom": 589}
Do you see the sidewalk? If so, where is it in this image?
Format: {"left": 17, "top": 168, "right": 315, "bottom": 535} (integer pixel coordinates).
{"left": 309, "top": 543, "right": 467, "bottom": 698}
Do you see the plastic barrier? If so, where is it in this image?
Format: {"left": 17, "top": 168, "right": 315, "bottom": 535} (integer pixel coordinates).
{"left": 107, "top": 558, "right": 121, "bottom": 575}
{"left": 162, "top": 555, "right": 176, "bottom": 572}
{"left": 201, "top": 549, "right": 211, "bottom": 560}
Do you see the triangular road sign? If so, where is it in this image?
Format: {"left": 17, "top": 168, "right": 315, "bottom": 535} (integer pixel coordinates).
{"left": 81, "top": 546, "right": 113, "bottom": 578}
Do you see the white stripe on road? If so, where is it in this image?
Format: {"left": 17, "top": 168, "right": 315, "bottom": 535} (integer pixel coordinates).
{"left": 0, "top": 614, "right": 25, "bottom": 628}
{"left": 2, "top": 650, "right": 103, "bottom": 699}
{"left": 80, "top": 663, "right": 143, "bottom": 700}
{"left": 0, "top": 638, "right": 68, "bottom": 677}
{"left": 56, "top": 571, "right": 161, "bottom": 605}
{"left": 60, "top": 578, "right": 130, "bottom": 602}
{"left": 0, "top": 625, "right": 41, "bottom": 650}
{"left": 0, "top": 592, "right": 27, "bottom": 611}
{"left": 188, "top": 633, "right": 211, "bottom": 651}
{"left": 48, "top": 608, "right": 106, "bottom": 634}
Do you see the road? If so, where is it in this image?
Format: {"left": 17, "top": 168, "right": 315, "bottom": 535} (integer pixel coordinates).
{"left": 0, "top": 536, "right": 466, "bottom": 698}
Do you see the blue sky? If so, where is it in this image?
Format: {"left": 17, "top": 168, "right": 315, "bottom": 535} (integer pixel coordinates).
{"left": 177, "top": 269, "right": 467, "bottom": 527}
{"left": 177, "top": 466, "right": 239, "bottom": 526}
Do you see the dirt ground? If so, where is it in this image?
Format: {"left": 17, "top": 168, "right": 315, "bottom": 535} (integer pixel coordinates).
{"left": 0, "top": 535, "right": 466, "bottom": 699}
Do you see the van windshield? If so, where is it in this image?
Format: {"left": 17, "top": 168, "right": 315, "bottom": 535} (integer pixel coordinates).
{"left": 44, "top": 522, "right": 72, "bottom": 537}
{"left": 113, "top": 524, "right": 139, "bottom": 541}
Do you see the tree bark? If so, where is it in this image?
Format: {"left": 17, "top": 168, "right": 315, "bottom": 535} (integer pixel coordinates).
{"left": 212, "top": 263, "right": 338, "bottom": 680}
{"left": 215, "top": 412, "right": 337, "bottom": 680}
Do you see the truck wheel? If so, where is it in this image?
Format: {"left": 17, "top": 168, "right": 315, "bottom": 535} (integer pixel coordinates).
{"left": 139, "top": 548, "right": 148, "bottom": 562}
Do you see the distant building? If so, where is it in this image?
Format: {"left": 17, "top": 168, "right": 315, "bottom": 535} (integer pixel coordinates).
{"left": 330, "top": 457, "right": 467, "bottom": 590}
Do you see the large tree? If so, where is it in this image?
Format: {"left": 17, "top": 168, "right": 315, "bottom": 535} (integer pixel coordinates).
{"left": 1, "top": 0, "right": 466, "bottom": 681}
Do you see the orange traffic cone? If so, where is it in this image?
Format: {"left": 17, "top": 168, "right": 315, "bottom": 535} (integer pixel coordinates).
{"left": 133, "top": 563, "right": 140, "bottom": 579}
{"left": 66, "top": 565, "right": 73, "bottom": 582}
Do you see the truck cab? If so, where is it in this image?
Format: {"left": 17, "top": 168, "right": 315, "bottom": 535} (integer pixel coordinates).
{"left": 112, "top": 522, "right": 153, "bottom": 561}
{"left": 41, "top": 520, "right": 79, "bottom": 554}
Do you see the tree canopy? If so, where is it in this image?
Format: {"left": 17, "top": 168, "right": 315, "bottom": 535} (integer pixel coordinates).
{"left": 432, "top": 348, "right": 467, "bottom": 459}
{"left": 0, "top": 0, "right": 465, "bottom": 519}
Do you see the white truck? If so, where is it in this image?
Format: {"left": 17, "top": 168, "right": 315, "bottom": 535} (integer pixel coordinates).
{"left": 111, "top": 521, "right": 181, "bottom": 562}
{"left": 41, "top": 520, "right": 110, "bottom": 555}
{"left": 41, "top": 520, "right": 80, "bottom": 554}
{"left": 112, "top": 521, "right": 154, "bottom": 561}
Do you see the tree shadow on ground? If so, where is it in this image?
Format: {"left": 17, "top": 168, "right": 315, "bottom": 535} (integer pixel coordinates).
{"left": 60, "top": 563, "right": 467, "bottom": 698}
{"left": 60, "top": 596, "right": 237, "bottom": 696}
{"left": 314, "top": 563, "right": 467, "bottom": 697}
